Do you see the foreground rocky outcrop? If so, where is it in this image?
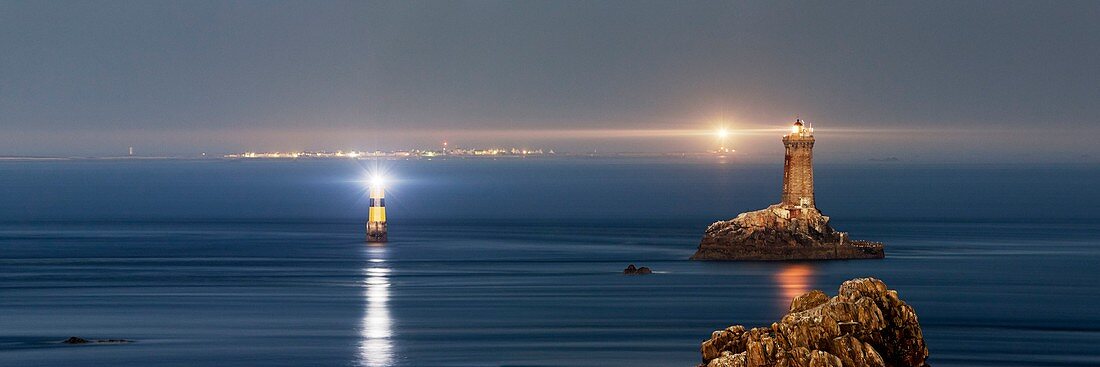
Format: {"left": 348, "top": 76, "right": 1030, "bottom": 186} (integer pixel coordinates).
{"left": 691, "top": 205, "right": 884, "bottom": 261}
{"left": 698, "top": 278, "right": 928, "bottom": 367}
{"left": 623, "top": 264, "right": 652, "bottom": 275}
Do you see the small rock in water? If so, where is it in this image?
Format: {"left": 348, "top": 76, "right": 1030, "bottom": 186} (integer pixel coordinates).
{"left": 61, "top": 336, "right": 133, "bottom": 345}
{"left": 99, "top": 339, "right": 133, "bottom": 343}
{"left": 62, "top": 336, "right": 89, "bottom": 344}
{"left": 623, "top": 264, "right": 652, "bottom": 275}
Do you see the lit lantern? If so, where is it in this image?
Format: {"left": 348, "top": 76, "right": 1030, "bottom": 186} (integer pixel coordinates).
{"left": 367, "top": 175, "right": 387, "bottom": 242}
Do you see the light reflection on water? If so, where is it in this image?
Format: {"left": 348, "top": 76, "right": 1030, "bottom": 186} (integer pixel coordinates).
{"left": 358, "top": 245, "right": 393, "bottom": 367}
{"left": 775, "top": 264, "right": 814, "bottom": 311}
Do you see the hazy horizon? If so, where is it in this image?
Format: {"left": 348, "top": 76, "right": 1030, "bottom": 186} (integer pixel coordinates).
{"left": 2, "top": 1, "right": 1098, "bottom": 162}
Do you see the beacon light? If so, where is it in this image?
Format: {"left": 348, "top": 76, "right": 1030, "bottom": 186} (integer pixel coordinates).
{"left": 716, "top": 127, "right": 729, "bottom": 139}
{"left": 366, "top": 173, "right": 388, "bottom": 243}
{"left": 370, "top": 175, "right": 385, "bottom": 189}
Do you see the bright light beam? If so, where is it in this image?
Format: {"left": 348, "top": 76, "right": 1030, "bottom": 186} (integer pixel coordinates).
{"left": 716, "top": 128, "right": 729, "bottom": 139}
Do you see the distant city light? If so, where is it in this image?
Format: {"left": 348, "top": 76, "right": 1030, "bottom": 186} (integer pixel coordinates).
{"left": 223, "top": 146, "right": 552, "bottom": 159}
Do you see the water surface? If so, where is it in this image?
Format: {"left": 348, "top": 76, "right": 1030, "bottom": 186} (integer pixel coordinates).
{"left": 1, "top": 159, "right": 1098, "bottom": 366}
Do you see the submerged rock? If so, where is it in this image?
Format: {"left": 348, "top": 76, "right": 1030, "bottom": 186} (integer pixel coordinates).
{"left": 623, "top": 264, "right": 653, "bottom": 275}
{"left": 698, "top": 278, "right": 928, "bottom": 367}
{"left": 62, "top": 336, "right": 133, "bottom": 345}
{"left": 691, "top": 205, "right": 884, "bottom": 261}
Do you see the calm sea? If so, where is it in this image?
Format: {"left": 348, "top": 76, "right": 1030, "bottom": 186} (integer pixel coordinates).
{"left": 1, "top": 159, "right": 1098, "bottom": 366}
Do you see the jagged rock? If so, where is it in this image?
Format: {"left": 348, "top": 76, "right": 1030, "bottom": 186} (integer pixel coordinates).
{"left": 62, "top": 336, "right": 89, "bottom": 344}
{"left": 809, "top": 350, "right": 844, "bottom": 367}
{"left": 697, "top": 278, "right": 928, "bottom": 367}
{"left": 691, "top": 204, "right": 885, "bottom": 261}
{"left": 623, "top": 264, "right": 652, "bottom": 275}
{"left": 790, "top": 290, "right": 830, "bottom": 313}
{"left": 830, "top": 335, "right": 885, "bottom": 367}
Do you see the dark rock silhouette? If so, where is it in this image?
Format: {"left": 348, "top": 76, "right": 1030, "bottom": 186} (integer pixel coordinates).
{"left": 698, "top": 278, "right": 928, "bottom": 367}
{"left": 623, "top": 264, "right": 652, "bottom": 275}
{"left": 62, "top": 337, "right": 89, "bottom": 344}
{"left": 62, "top": 336, "right": 133, "bottom": 345}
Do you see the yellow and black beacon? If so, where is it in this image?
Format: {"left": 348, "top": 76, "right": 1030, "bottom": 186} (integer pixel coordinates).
{"left": 367, "top": 175, "right": 387, "bottom": 243}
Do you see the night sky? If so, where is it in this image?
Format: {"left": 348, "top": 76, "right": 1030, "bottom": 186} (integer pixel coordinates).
{"left": 2, "top": 1, "right": 1097, "bottom": 162}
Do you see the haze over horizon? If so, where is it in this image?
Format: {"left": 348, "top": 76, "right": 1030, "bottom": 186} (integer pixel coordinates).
{"left": 2, "top": 1, "right": 1098, "bottom": 163}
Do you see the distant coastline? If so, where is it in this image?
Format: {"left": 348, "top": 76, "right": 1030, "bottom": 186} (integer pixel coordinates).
{"left": 0, "top": 151, "right": 735, "bottom": 161}
{"left": 0, "top": 156, "right": 183, "bottom": 161}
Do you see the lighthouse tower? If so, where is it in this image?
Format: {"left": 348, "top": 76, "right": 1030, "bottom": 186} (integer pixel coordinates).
{"left": 367, "top": 177, "right": 387, "bottom": 242}
{"left": 781, "top": 119, "right": 815, "bottom": 212}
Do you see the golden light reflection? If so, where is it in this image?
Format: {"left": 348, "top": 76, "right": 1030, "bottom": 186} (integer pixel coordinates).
{"left": 358, "top": 246, "right": 393, "bottom": 367}
{"left": 714, "top": 126, "right": 734, "bottom": 154}
{"left": 775, "top": 264, "right": 815, "bottom": 311}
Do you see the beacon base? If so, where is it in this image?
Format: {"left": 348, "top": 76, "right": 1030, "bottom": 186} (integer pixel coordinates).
{"left": 367, "top": 222, "right": 387, "bottom": 243}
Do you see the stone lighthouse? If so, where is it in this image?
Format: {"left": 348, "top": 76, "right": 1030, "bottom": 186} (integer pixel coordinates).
{"left": 691, "top": 117, "right": 885, "bottom": 261}
{"left": 367, "top": 177, "right": 387, "bottom": 242}
{"left": 781, "top": 118, "right": 815, "bottom": 212}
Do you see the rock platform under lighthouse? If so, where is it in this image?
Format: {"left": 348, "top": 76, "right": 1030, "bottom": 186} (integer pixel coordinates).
{"left": 690, "top": 204, "right": 884, "bottom": 261}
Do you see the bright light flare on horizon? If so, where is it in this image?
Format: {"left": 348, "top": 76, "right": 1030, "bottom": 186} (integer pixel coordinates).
{"left": 716, "top": 127, "right": 730, "bottom": 139}
{"left": 413, "top": 127, "right": 786, "bottom": 140}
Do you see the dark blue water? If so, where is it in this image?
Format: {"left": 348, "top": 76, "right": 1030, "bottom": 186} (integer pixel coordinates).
{"left": 1, "top": 159, "right": 1098, "bottom": 366}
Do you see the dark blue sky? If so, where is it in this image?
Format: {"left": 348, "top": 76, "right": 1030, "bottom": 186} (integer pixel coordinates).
{"left": 1, "top": 1, "right": 1097, "bottom": 162}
